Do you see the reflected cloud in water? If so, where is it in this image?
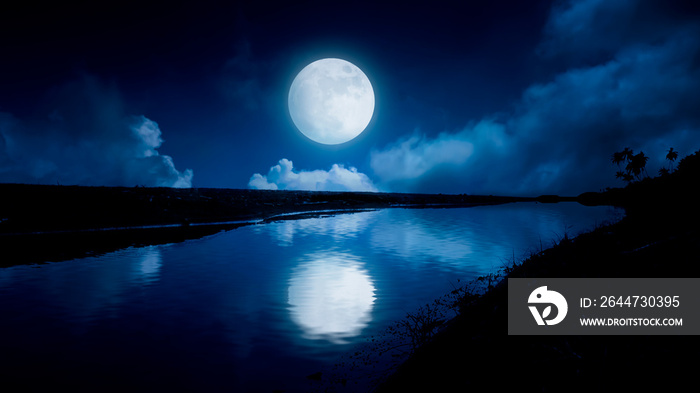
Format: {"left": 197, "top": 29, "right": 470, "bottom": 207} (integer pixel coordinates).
{"left": 263, "top": 211, "right": 380, "bottom": 246}
{"left": 32, "top": 246, "right": 164, "bottom": 324}
{"left": 370, "top": 216, "right": 477, "bottom": 269}
{"left": 130, "top": 246, "right": 162, "bottom": 285}
{"left": 288, "top": 252, "right": 375, "bottom": 344}
{"left": 369, "top": 204, "right": 623, "bottom": 273}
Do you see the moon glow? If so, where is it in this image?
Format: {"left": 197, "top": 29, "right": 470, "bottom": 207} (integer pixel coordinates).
{"left": 288, "top": 58, "right": 375, "bottom": 145}
{"left": 288, "top": 252, "right": 375, "bottom": 343}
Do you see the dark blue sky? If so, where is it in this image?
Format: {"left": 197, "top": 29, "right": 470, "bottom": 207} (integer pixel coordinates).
{"left": 1, "top": 0, "right": 699, "bottom": 195}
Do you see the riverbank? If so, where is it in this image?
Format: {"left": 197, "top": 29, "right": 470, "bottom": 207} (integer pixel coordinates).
{"left": 1, "top": 183, "right": 538, "bottom": 267}
{"left": 377, "top": 152, "right": 700, "bottom": 392}
{"left": 376, "top": 216, "right": 699, "bottom": 392}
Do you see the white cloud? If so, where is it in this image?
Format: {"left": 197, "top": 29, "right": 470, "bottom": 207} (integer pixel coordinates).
{"left": 248, "top": 158, "right": 377, "bottom": 192}
{"left": 370, "top": 130, "right": 475, "bottom": 182}
{"left": 0, "top": 77, "right": 193, "bottom": 188}
{"left": 128, "top": 116, "right": 193, "bottom": 188}
{"left": 370, "top": 120, "right": 510, "bottom": 192}
{"left": 130, "top": 116, "right": 163, "bottom": 157}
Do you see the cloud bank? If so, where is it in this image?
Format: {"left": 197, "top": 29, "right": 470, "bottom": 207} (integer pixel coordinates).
{"left": 249, "top": 158, "right": 377, "bottom": 192}
{"left": 370, "top": 0, "right": 700, "bottom": 196}
{"left": 0, "top": 77, "right": 192, "bottom": 187}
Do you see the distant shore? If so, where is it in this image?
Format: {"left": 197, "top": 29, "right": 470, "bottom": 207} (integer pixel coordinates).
{"left": 0, "top": 183, "right": 546, "bottom": 234}
{"left": 1, "top": 183, "right": 560, "bottom": 267}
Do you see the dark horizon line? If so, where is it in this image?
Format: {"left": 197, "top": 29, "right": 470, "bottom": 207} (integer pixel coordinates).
{"left": 0, "top": 181, "right": 588, "bottom": 200}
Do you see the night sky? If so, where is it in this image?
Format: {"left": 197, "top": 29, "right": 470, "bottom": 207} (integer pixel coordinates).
{"left": 1, "top": 0, "right": 699, "bottom": 196}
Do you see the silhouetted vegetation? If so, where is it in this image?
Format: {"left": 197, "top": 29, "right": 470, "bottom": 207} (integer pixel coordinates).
{"left": 612, "top": 146, "right": 685, "bottom": 183}
{"left": 666, "top": 147, "right": 679, "bottom": 171}
{"left": 611, "top": 147, "right": 649, "bottom": 182}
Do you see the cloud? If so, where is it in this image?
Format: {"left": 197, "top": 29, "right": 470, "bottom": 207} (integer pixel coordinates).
{"left": 249, "top": 158, "right": 377, "bottom": 192}
{"left": 0, "top": 76, "right": 193, "bottom": 187}
{"left": 370, "top": 0, "right": 700, "bottom": 196}
{"left": 537, "top": 0, "right": 698, "bottom": 65}
{"left": 537, "top": 0, "right": 639, "bottom": 62}
{"left": 370, "top": 130, "right": 476, "bottom": 182}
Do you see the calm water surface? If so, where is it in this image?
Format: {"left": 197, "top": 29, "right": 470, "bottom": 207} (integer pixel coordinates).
{"left": 0, "top": 203, "right": 622, "bottom": 392}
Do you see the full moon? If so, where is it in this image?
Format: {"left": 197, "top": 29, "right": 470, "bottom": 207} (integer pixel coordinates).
{"left": 288, "top": 58, "right": 375, "bottom": 145}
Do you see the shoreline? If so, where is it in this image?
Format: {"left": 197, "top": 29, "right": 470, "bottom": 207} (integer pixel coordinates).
{"left": 0, "top": 183, "right": 549, "bottom": 267}
{"left": 0, "top": 183, "right": 542, "bottom": 234}
{"left": 376, "top": 195, "right": 700, "bottom": 391}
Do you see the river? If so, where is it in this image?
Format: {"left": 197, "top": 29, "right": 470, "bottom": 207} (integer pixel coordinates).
{"left": 0, "top": 202, "right": 622, "bottom": 392}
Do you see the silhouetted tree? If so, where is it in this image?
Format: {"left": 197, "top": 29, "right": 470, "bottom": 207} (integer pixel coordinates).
{"left": 611, "top": 151, "right": 625, "bottom": 167}
{"left": 612, "top": 148, "right": 632, "bottom": 183}
{"left": 666, "top": 147, "right": 678, "bottom": 172}
{"left": 627, "top": 152, "right": 649, "bottom": 180}
{"left": 612, "top": 147, "right": 649, "bottom": 183}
